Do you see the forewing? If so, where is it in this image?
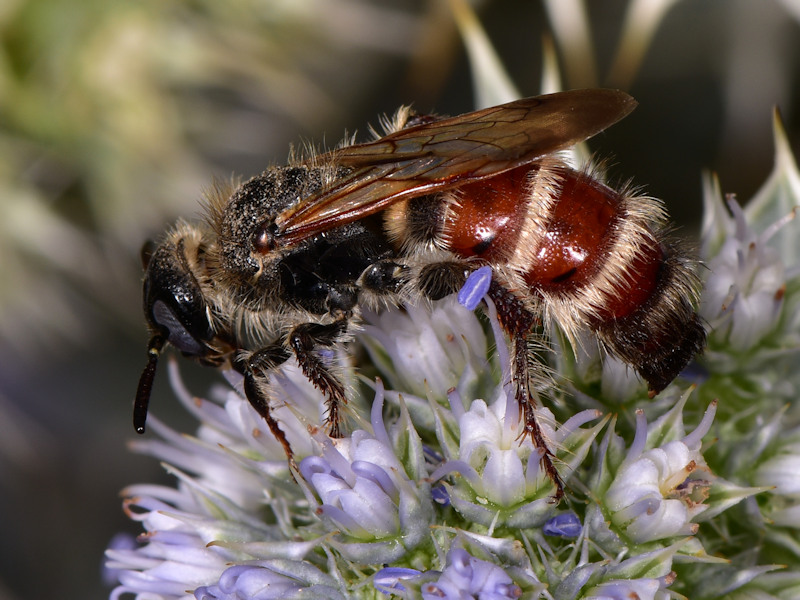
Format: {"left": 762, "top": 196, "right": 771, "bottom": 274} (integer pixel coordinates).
{"left": 275, "top": 89, "right": 636, "bottom": 244}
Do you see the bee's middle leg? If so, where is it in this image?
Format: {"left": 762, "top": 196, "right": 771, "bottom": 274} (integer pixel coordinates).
{"left": 235, "top": 345, "right": 295, "bottom": 463}
{"left": 288, "top": 319, "right": 350, "bottom": 438}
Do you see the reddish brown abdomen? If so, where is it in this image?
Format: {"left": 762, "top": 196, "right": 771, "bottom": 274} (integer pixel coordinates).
{"left": 526, "top": 168, "right": 617, "bottom": 289}
{"left": 444, "top": 165, "right": 532, "bottom": 261}
{"left": 444, "top": 164, "right": 663, "bottom": 320}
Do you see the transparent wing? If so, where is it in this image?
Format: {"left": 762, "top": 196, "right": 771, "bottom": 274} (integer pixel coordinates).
{"left": 275, "top": 89, "right": 636, "bottom": 245}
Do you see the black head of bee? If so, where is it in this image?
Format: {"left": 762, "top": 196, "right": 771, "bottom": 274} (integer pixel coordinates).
{"left": 135, "top": 228, "right": 217, "bottom": 434}
{"left": 142, "top": 237, "right": 214, "bottom": 357}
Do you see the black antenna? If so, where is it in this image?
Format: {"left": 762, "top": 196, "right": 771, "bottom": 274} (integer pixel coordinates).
{"left": 134, "top": 334, "right": 165, "bottom": 434}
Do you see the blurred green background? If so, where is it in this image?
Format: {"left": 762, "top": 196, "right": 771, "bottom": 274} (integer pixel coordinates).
{"left": 1, "top": 0, "right": 798, "bottom": 598}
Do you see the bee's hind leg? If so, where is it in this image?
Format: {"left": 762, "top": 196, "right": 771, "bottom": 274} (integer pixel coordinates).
{"left": 485, "top": 280, "right": 565, "bottom": 502}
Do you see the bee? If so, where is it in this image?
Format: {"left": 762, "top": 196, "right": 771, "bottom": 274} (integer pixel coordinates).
{"left": 135, "top": 89, "right": 705, "bottom": 498}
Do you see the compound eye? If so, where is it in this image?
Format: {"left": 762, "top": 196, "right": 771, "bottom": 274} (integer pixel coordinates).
{"left": 152, "top": 299, "right": 206, "bottom": 356}
{"left": 254, "top": 221, "right": 277, "bottom": 254}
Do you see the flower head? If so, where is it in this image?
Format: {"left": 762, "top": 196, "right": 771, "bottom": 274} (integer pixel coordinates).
{"left": 602, "top": 397, "right": 715, "bottom": 544}
{"left": 361, "top": 298, "right": 493, "bottom": 402}
{"left": 701, "top": 193, "right": 792, "bottom": 352}
{"left": 419, "top": 548, "right": 523, "bottom": 600}
{"left": 297, "top": 384, "right": 434, "bottom": 563}
{"left": 432, "top": 389, "right": 603, "bottom": 528}
{"left": 193, "top": 562, "right": 343, "bottom": 600}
